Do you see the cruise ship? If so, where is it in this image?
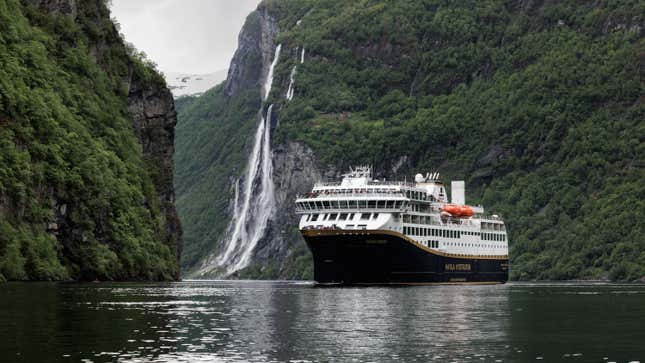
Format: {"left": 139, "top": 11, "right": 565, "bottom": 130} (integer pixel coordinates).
{"left": 295, "top": 166, "right": 508, "bottom": 285}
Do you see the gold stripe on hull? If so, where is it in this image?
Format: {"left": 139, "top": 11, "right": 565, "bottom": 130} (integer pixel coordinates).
{"left": 316, "top": 281, "right": 506, "bottom": 287}
{"left": 301, "top": 228, "right": 509, "bottom": 261}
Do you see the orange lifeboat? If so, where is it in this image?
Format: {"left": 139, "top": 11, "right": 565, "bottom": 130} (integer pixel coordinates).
{"left": 441, "top": 204, "right": 474, "bottom": 218}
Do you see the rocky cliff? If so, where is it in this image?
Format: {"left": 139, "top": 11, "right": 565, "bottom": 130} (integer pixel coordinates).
{"left": 0, "top": 0, "right": 182, "bottom": 281}
{"left": 175, "top": 0, "right": 644, "bottom": 281}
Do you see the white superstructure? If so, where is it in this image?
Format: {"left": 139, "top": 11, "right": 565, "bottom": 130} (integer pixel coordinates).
{"left": 295, "top": 166, "right": 508, "bottom": 257}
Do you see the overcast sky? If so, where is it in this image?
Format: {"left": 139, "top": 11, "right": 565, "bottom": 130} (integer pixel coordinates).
{"left": 110, "top": 0, "right": 261, "bottom": 75}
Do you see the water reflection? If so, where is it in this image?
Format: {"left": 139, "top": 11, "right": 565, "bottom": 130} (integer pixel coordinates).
{"left": 0, "top": 281, "right": 644, "bottom": 362}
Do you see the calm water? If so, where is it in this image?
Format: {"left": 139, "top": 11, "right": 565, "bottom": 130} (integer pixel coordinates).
{"left": 1, "top": 281, "right": 644, "bottom": 363}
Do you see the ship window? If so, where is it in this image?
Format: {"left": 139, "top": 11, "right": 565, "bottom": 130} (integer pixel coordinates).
{"left": 346, "top": 224, "right": 354, "bottom": 229}
{"left": 311, "top": 214, "right": 319, "bottom": 222}
{"left": 331, "top": 200, "right": 339, "bottom": 209}
{"left": 349, "top": 200, "right": 357, "bottom": 209}
{"left": 368, "top": 200, "right": 376, "bottom": 209}
{"left": 339, "top": 213, "right": 348, "bottom": 220}
{"left": 372, "top": 213, "right": 379, "bottom": 219}
{"left": 329, "top": 213, "right": 338, "bottom": 220}
{"left": 322, "top": 200, "right": 330, "bottom": 209}
{"left": 376, "top": 201, "right": 384, "bottom": 209}
{"left": 386, "top": 201, "right": 394, "bottom": 208}
{"left": 349, "top": 213, "right": 355, "bottom": 220}
{"left": 357, "top": 200, "right": 366, "bottom": 208}
{"left": 360, "top": 213, "right": 370, "bottom": 220}
{"left": 358, "top": 224, "right": 367, "bottom": 230}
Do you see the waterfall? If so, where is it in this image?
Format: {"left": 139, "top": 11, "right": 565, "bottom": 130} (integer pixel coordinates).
{"left": 301, "top": 48, "right": 305, "bottom": 64}
{"left": 264, "top": 44, "right": 282, "bottom": 100}
{"left": 286, "top": 66, "right": 296, "bottom": 101}
{"left": 233, "top": 105, "right": 275, "bottom": 272}
{"left": 212, "top": 44, "right": 281, "bottom": 275}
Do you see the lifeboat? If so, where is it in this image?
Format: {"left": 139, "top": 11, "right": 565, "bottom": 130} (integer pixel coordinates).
{"left": 441, "top": 204, "right": 474, "bottom": 218}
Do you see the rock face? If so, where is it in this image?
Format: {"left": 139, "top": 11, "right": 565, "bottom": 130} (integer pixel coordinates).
{"left": 249, "top": 142, "right": 323, "bottom": 275}
{"left": 225, "top": 5, "right": 279, "bottom": 97}
{"left": 127, "top": 73, "right": 183, "bottom": 278}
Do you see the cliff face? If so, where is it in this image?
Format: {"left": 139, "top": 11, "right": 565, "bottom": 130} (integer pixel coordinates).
{"left": 127, "top": 73, "right": 183, "bottom": 278}
{"left": 0, "top": 0, "right": 182, "bottom": 281}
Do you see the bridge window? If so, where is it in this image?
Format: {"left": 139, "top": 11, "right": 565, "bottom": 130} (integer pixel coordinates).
{"left": 368, "top": 200, "right": 376, "bottom": 209}
{"left": 349, "top": 200, "right": 357, "bottom": 209}
{"left": 372, "top": 213, "right": 379, "bottom": 219}
{"left": 360, "top": 213, "right": 370, "bottom": 220}
{"left": 311, "top": 214, "right": 319, "bottom": 222}
{"left": 329, "top": 213, "right": 338, "bottom": 220}
{"left": 339, "top": 213, "right": 348, "bottom": 220}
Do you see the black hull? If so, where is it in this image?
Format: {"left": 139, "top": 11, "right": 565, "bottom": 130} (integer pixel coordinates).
{"left": 302, "top": 229, "right": 508, "bottom": 285}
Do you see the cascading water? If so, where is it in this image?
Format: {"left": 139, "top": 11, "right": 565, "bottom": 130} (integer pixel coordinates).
{"left": 286, "top": 67, "right": 296, "bottom": 101}
{"left": 212, "top": 44, "right": 281, "bottom": 275}
{"left": 301, "top": 47, "right": 305, "bottom": 63}
{"left": 264, "top": 44, "right": 282, "bottom": 100}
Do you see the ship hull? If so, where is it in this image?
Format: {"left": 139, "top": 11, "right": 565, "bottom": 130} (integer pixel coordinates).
{"left": 302, "top": 229, "right": 508, "bottom": 285}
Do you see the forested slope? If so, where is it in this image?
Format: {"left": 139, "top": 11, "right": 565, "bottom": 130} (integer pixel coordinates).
{"left": 175, "top": 0, "right": 644, "bottom": 281}
{"left": 0, "top": 0, "right": 182, "bottom": 282}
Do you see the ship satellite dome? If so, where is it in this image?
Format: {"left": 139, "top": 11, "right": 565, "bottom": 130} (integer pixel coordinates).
{"left": 415, "top": 174, "right": 424, "bottom": 183}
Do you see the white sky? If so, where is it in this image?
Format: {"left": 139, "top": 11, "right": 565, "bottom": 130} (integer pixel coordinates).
{"left": 110, "top": 0, "right": 261, "bottom": 75}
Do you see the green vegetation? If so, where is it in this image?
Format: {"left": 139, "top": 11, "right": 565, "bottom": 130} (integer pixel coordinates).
{"left": 0, "top": 0, "right": 178, "bottom": 281}
{"left": 272, "top": 0, "right": 644, "bottom": 281}
{"left": 176, "top": 0, "right": 643, "bottom": 281}
{"left": 174, "top": 85, "right": 262, "bottom": 273}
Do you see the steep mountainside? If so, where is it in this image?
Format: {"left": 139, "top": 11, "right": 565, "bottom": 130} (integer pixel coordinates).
{"left": 175, "top": 0, "right": 644, "bottom": 281}
{"left": 0, "top": 0, "right": 182, "bottom": 282}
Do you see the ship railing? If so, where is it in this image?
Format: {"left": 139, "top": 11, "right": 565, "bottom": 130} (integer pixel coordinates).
{"left": 295, "top": 206, "right": 407, "bottom": 214}
{"left": 313, "top": 180, "right": 417, "bottom": 188}
{"left": 296, "top": 192, "right": 406, "bottom": 200}
{"left": 479, "top": 214, "right": 504, "bottom": 221}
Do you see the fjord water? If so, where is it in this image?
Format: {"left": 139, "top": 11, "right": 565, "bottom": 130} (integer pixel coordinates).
{"left": 1, "top": 282, "right": 643, "bottom": 363}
